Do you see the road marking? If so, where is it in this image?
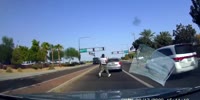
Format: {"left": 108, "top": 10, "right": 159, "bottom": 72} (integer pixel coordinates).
{"left": 122, "top": 70, "right": 154, "bottom": 88}
{"left": 1, "top": 65, "right": 94, "bottom": 94}
{"left": 47, "top": 65, "right": 98, "bottom": 93}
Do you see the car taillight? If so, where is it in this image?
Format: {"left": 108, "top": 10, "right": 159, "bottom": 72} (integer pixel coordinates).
{"left": 119, "top": 62, "right": 122, "bottom": 65}
{"left": 173, "top": 55, "right": 196, "bottom": 62}
{"left": 173, "top": 57, "right": 185, "bottom": 62}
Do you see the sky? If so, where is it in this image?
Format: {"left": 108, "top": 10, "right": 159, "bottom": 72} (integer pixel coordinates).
{"left": 0, "top": 0, "right": 199, "bottom": 61}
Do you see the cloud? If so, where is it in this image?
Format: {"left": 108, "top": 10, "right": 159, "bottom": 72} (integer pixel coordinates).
{"left": 133, "top": 17, "right": 141, "bottom": 26}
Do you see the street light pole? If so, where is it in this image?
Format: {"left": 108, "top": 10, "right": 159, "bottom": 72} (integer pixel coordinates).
{"left": 78, "top": 37, "right": 89, "bottom": 61}
{"left": 132, "top": 33, "right": 135, "bottom": 42}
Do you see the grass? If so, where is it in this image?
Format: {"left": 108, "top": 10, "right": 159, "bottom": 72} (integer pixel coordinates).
{"left": 17, "top": 68, "right": 23, "bottom": 72}
{"left": 6, "top": 67, "right": 13, "bottom": 73}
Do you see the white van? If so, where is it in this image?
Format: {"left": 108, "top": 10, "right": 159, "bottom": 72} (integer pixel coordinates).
{"left": 146, "top": 44, "right": 198, "bottom": 74}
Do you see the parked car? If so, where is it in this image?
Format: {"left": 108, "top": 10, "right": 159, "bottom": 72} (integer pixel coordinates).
{"left": 146, "top": 43, "right": 198, "bottom": 74}
{"left": 106, "top": 58, "right": 122, "bottom": 71}
{"left": 93, "top": 57, "right": 100, "bottom": 64}
{"left": 79, "top": 61, "right": 86, "bottom": 65}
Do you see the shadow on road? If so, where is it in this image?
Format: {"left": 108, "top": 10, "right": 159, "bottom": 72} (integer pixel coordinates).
{"left": 168, "top": 71, "right": 191, "bottom": 80}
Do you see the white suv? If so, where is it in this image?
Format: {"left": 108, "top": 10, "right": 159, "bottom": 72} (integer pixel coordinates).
{"left": 146, "top": 44, "right": 198, "bottom": 74}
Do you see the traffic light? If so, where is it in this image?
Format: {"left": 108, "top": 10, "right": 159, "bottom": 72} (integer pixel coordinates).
{"left": 102, "top": 47, "right": 105, "bottom": 50}
{"left": 93, "top": 48, "right": 95, "bottom": 52}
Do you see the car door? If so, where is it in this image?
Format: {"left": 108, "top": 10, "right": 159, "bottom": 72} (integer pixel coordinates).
{"left": 146, "top": 48, "right": 174, "bottom": 75}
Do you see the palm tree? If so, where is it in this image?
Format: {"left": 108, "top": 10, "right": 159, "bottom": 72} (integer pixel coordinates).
{"left": 41, "top": 42, "right": 50, "bottom": 63}
{"left": 140, "top": 29, "right": 155, "bottom": 40}
{"left": 50, "top": 44, "right": 55, "bottom": 64}
{"left": 55, "top": 44, "right": 64, "bottom": 66}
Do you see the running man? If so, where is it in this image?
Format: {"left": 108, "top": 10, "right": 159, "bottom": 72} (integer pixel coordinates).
{"left": 98, "top": 54, "right": 111, "bottom": 77}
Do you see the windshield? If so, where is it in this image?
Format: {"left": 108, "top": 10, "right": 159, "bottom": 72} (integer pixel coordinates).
{"left": 0, "top": 0, "right": 200, "bottom": 99}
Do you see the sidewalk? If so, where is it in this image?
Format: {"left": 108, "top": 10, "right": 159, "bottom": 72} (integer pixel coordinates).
{"left": 0, "top": 63, "right": 92, "bottom": 81}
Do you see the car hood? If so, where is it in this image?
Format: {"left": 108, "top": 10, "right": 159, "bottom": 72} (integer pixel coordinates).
{"left": 11, "top": 87, "right": 197, "bottom": 100}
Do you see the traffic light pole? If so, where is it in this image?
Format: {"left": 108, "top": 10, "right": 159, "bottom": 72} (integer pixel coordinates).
{"left": 78, "top": 37, "right": 89, "bottom": 61}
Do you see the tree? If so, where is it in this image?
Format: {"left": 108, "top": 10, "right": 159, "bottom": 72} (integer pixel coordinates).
{"left": 41, "top": 42, "right": 50, "bottom": 62}
{"left": 154, "top": 31, "right": 172, "bottom": 48}
{"left": 49, "top": 50, "right": 64, "bottom": 62}
{"left": 29, "top": 39, "right": 40, "bottom": 62}
{"left": 195, "top": 34, "right": 200, "bottom": 44}
{"left": 11, "top": 47, "right": 23, "bottom": 65}
{"left": 190, "top": 0, "right": 200, "bottom": 28}
{"left": 140, "top": 29, "right": 155, "bottom": 40}
{"left": 11, "top": 46, "right": 29, "bottom": 65}
{"left": 0, "top": 36, "right": 14, "bottom": 64}
{"left": 64, "top": 47, "right": 79, "bottom": 63}
{"left": 55, "top": 44, "right": 64, "bottom": 66}
{"left": 173, "top": 24, "right": 196, "bottom": 44}
{"left": 132, "top": 37, "right": 154, "bottom": 50}
{"left": 132, "top": 29, "right": 155, "bottom": 50}
{"left": 50, "top": 44, "right": 55, "bottom": 63}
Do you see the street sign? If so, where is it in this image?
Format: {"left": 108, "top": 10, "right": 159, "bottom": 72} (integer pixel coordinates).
{"left": 80, "top": 48, "right": 87, "bottom": 53}
{"left": 124, "top": 50, "right": 129, "bottom": 53}
{"left": 111, "top": 51, "right": 124, "bottom": 54}
{"left": 89, "top": 52, "right": 95, "bottom": 56}
{"left": 92, "top": 47, "right": 105, "bottom": 52}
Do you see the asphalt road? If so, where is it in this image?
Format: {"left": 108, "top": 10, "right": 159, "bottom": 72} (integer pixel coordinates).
{"left": 63, "top": 61, "right": 200, "bottom": 93}
{"left": 0, "top": 64, "right": 94, "bottom": 93}
{"left": 123, "top": 61, "right": 200, "bottom": 88}
{"left": 2, "top": 61, "right": 200, "bottom": 94}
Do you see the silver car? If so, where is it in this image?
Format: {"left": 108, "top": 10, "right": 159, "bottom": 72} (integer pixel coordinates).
{"left": 106, "top": 58, "right": 122, "bottom": 71}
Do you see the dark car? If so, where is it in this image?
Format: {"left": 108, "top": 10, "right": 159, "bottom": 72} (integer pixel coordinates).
{"left": 93, "top": 57, "right": 100, "bottom": 64}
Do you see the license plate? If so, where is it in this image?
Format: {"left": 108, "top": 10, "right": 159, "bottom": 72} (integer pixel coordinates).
{"left": 188, "top": 58, "right": 192, "bottom": 61}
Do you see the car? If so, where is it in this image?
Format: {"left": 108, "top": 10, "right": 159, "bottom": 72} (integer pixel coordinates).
{"left": 79, "top": 61, "right": 85, "bottom": 65}
{"left": 106, "top": 58, "right": 122, "bottom": 71}
{"left": 93, "top": 57, "right": 100, "bottom": 64}
{"left": 146, "top": 43, "right": 198, "bottom": 74}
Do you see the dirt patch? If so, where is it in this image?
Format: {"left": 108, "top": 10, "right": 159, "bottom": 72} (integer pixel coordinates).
{"left": 0, "top": 66, "right": 67, "bottom": 74}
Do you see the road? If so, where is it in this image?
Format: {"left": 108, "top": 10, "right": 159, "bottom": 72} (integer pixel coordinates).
{"left": 62, "top": 61, "right": 200, "bottom": 93}
{"left": 1, "top": 61, "right": 200, "bottom": 94}
{"left": 0, "top": 64, "right": 94, "bottom": 93}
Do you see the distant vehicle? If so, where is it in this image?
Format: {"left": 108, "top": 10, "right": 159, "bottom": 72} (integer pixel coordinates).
{"left": 138, "top": 56, "right": 144, "bottom": 60}
{"left": 93, "top": 57, "right": 100, "bottom": 64}
{"left": 79, "top": 61, "right": 85, "bottom": 65}
{"left": 146, "top": 44, "right": 198, "bottom": 74}
{"left": 106, "top": 58, "right": 122, "bottom": 71}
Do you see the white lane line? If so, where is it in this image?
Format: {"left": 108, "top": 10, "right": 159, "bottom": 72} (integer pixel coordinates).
{"left": 122, "top": 70, "right": 154, "bottom": 88}
{"left": 47, "top": 65, "right": 98, "bottom": 93}
{"left": 1, "top": 65, "right": 94, "bottom": 94}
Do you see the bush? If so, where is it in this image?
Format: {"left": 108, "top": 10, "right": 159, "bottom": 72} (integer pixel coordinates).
{"left": 17, "top": 68, "right": 22, "bottom": 72}
{"left": 48, "top": 65, "right": 55, "bottom": 70}
{"left": 6, "top": 67, "right": 13, "bottom": 73}
{"left": 61, "top": 63, "right": 68, "bottom": 66}
{"left": 32, "top": 64, "right": 43, "bottom": 70}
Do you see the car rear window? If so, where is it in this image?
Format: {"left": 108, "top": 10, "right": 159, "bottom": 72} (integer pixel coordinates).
{"left": 158, "top": 49, "right": 173, "bottom": 56}
{"left": 93, "top": 58, "right": 99, "bottom": 61}
{"left": 175, "top": 44, "right": 195, "bottom": 54}
{"left": 108, "top": 59, "right": 120, "bottom": 62}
